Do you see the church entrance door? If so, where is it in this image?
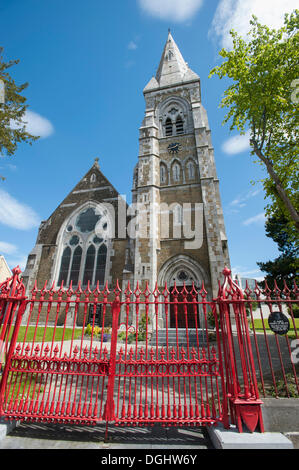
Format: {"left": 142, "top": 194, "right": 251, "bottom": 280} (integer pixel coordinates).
{"left": 169, "top": 285, "right": 198, "bottom": 329}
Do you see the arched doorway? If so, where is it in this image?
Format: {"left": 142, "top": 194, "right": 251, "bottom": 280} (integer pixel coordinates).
{"left": 158, "top": 255, "right": 209, "bottom": 329}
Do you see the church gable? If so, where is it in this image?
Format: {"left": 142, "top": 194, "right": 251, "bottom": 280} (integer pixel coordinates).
{"left": 37, "top": 159, "right": 123, "bottom": 246}
{"left": 22, "top": 159, "right": 129, "bottom": 291}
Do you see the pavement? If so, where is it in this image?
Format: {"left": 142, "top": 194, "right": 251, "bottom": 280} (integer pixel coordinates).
{"left": 0, "top": 421, "right": 214, "bottom": 449}
{"left": 0, "top": 421, "right": 297, "bottom": 450}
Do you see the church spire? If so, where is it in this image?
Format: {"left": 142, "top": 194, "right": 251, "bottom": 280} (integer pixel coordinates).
{"left": 156, "top": 31, "right": 188, "bottom": 85}
{"left": 144, "top": 31, "right": 200, "bottom": 92}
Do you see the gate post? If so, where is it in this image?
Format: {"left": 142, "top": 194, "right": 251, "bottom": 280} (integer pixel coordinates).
{"left": 104, "top": 288, "right": 121, "bottom": 422}
{"left": 0, "top": 267, "right": 27, "bottom": 417}
{"left": 218, "top": 268, "right": 264, "bottom": 433}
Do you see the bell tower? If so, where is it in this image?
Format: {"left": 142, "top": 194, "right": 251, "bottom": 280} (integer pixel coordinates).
{"left": 132, "top": 32, "right": 230, "bottom": 298}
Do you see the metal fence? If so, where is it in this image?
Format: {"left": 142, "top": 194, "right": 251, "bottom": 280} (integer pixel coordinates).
{"left": 0, "top": 267, "right": 298, "bottom": 433}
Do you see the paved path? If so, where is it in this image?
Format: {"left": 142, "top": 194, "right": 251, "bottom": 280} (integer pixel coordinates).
{"left": 0, "top": 422, "right": 213, "bottom": 449}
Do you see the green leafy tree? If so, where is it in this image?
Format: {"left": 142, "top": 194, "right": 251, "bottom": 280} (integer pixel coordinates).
{"left": 209, "top": 11, "right": 299, "bottom": 232}
{"left": 257, "top": 206, "right": 299, "bottom": 290}
{"left": 0, "top": 47, "right": 38, "bottom": 180}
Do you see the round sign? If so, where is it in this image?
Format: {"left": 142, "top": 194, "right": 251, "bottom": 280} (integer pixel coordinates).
{"left": 118, "top": 323, "right": 126, "bottom": 332}
{"left": 268, "top": 311, "right": 290, "bottom": 336}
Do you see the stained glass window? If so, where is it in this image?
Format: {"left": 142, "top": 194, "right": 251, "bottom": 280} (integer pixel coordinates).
{"left": 76, "top": 208, "right": 101, "bottom": 233}
{"left": 57, "top": 206, "right": 108, "bottom": 288}
{"left": 69, "top": 235, "right": 80, "bottom": 246}
{"left": 93, "top": 236, "right": 104, "bottom": 244}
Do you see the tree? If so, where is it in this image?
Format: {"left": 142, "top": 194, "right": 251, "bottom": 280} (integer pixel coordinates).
{"left": 257, "top": 206, "right": 299, "bottom": 290}
{"left": 0, "top": 47, "right": 38, "bottom": 180}
{"left": 209, "top": 11, "right": 299, "bottom": 232}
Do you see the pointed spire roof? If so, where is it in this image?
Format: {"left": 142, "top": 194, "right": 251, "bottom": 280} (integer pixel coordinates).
{"left": 144, "top": 31, "right": 199, "bottom": 92}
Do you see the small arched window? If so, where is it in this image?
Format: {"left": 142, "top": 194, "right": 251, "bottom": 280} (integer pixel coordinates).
{"left": 187, "top": 161, "right": 195, "bottom": 180}
{"left": 173, "top": 163, "right": 180, "bottom": 182}
{"left": 176, "top": 115, "right": 184, "bottom": 135}
{"left": 165, "top": 118, "right": 173, "bottom": 137}
{"left": 160, "top": 164, "right": 167, "bottom": 184}
{"left": 90, "top": 173, "right": 96, "bottom": 183}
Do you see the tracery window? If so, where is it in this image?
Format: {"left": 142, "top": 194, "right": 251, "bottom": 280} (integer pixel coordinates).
{"left": 57, "top": 206, "right": 109, "bottom": 287}
{"left": 162, "top": 103, "right": 187, "bottom": 137}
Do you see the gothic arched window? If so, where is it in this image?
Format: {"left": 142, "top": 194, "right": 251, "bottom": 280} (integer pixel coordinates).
{"left": 187, "top": 161, "right": 195, "bottom": 180}
{"left": 172, "top": 162, "right": 181, "bottom": 182}
{"left": 57, "top": 206, "right": 109, "bottom": 287}
{"left": 160, "top": 164, "right": 167, "bottom": 184}
{"left": 160, "top": 99, "right": 189, "bottom": 139}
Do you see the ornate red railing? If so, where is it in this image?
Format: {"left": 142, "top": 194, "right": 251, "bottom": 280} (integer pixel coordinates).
{"left": 0, "top": 267, "right": 298, "bottom": 433}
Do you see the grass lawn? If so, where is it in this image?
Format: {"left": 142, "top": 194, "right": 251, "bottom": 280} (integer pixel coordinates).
{"left": 0, "top": 327, "right": 84, "bottom": 405}
{"left": 0, "top": 325, "right": 83, "bottom": 343}
{"left": 5, "top": 371, "right": 44, "bottom": 401}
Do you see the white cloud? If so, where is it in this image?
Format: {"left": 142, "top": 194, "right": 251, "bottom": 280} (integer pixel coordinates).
{"left": 0, "top": 241, "right": 17, "bottom": 255}
{"left": 128, "top": 41, "right": 138, "bottom": 50}
{"left": 222, "top": 131, "right": 250, "bottom": 155}
{"left": 232, "top": 265, "right": 264, "bottom": 281}
{"left": 243, "top": 212, "right": 266, "bottom": 226}
{"left": 0, "top": 189, "right": 40, "bottom": 230}
{"left": 230, "top": 186, "right": 262, "bottom": 208}
{"left": 210, "top": 0, "right": 298, "bottom": 49}
{"left": 226, "top": 186, "right": 262, "bottom": 215}
{"left": 10, "top": 110, "right": 54, "bottom": 139}
{"left": 138, "top": 0, "right": 204, "bottom": 22}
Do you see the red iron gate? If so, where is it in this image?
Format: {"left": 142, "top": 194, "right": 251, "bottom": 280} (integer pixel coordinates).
{"left": 0, "top": 268, "right": 230, "bottom": 429}
{"left": 4, "top": 266, "right": 296, "bottom": 433}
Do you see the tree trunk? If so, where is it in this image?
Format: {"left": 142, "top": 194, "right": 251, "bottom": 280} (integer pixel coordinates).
{"left": 251, "top": 139, "right": 299, "bottom": 232}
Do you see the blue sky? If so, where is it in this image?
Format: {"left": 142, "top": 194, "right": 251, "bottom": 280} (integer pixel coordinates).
{"left": 0, "top": 0, "right": 297, "bottom": 280}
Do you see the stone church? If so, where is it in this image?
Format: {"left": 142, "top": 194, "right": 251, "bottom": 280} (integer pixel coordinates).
{"left": 22, "top": 32, "right": 230, "bottom": 311}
